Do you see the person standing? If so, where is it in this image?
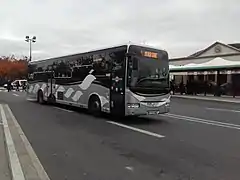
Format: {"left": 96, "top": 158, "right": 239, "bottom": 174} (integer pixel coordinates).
{"left": 7, "top": 80, "right": 11, "bottom": 92}
{"left": 232, "top": 82, "right": 236, "bottom": 98}
{"left": 16, "top": 81, "right": 20, "bottom": 91}
{"left": 170, "top": 80, "right": 175, "bottom": 95}
{"left": 179, "top": 81, "right": 184, "bottom": 95}
{"left": 203, "top": 80, "right": 208, "bottom": 96}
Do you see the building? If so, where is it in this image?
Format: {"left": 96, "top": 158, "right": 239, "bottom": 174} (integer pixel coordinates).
{"left": 169, "top": 41, "right": 240, "bottom": 95}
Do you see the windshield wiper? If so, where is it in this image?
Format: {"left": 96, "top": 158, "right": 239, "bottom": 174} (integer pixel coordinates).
{"left": 137, "top": 77, "right": 167, "bottom": 84}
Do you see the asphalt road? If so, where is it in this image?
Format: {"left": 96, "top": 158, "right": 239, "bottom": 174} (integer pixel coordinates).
{"left": 1, "top": 89, "right": 240, "bottom": 180}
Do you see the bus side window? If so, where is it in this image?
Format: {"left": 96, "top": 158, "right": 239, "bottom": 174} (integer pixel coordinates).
{"left": 54, "top": 71, "right": 72, "bottom": 78}
{"left": 110, "top": 50, "right": 125, "bottom": 73}
{"left": 28, "top": 73, "right": 34, "bottom": 81}
{"left": 53, "top": 61, "right": 72, "bottom": 79}
{"left": 33, "top": 72, "right": 48, "bottom": 82}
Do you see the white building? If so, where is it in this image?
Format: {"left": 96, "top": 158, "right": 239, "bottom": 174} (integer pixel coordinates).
{"left": 169, "top": 42, "right": 240, "bottom": 90}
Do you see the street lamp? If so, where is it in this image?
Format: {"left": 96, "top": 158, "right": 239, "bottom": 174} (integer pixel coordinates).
{"left": 25, "top": 36, "right": 36, "bottom": 62}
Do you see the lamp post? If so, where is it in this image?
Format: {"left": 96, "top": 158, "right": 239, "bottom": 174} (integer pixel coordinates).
{"left": 25, "top": 36, "right": 36, "bottom": 62}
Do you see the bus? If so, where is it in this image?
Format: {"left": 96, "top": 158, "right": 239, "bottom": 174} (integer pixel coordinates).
{"left": 27, "top": 43, "right": 171, "bottom": 116}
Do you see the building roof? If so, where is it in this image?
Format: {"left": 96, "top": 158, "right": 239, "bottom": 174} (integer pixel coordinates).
{"left": 188, "top": 42, "right": 240, "bottom": 58}
{"left": 170, "top": 57, "right": 240, "bottom": 71}
{"left": 228, "top": 43, "right": 240, "bottom": 49}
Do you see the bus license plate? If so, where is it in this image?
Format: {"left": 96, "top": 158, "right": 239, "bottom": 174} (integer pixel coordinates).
{"left": 148, "top": 110, "right": 159, "bottom": 115}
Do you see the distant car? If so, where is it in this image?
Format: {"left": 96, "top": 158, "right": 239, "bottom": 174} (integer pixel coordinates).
{"left": 4, "top": 79, "right": 27, "bottom": 90}
{"left": 12, "top": 79, "right": 27, "bottom": 90}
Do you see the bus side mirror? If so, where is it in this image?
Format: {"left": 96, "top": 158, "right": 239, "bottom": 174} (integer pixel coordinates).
{"left": 132, "top": 58, "right": 138, "bottom": 70}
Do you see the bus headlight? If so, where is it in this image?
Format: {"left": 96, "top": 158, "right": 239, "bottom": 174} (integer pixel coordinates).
{"left": 127, "top": 103, "right": 140, "bottom": 108}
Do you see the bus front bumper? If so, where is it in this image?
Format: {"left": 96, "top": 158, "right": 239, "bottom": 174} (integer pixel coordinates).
{"left": 126, "top": 102, "right": 170, "bottom": 116}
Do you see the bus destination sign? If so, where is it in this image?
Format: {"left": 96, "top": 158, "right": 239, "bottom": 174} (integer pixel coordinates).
{"left": 140, "top": 50, "right": 158, "bottom": 59}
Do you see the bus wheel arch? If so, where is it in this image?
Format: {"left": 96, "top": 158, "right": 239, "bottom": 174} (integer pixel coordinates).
{"left": 88, "top": 94, "right": 102, "bottom": 116}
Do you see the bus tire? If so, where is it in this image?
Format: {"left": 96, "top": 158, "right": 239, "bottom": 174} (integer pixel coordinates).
{"left": 37, "top": 90, "right": 45, "bottom": 105}
{"left": 48, "top": 94, "right": 56, "bottom": 104}
{"left": 88, "top": 96, "right": 101, "bottom": 116}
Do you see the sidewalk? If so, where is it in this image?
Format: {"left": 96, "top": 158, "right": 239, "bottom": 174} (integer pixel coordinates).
{"left": 0, "top": 104, "right": 50, "bottom": 180}
{"left": 172, "top": 93, "right": 240, "bottom": 104}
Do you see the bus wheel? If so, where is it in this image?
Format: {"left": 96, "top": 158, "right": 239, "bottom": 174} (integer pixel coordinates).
{"left": 88, "top": 96, "right": 101, "bottom": 116}
{"left": 37, "top": 91, "right": 45, "bottom": 105}
{"left": 48, "top": 94, "right": 56, "bottom": 104}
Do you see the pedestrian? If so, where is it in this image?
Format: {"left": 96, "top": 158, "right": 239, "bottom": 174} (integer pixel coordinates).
{"left": 170, "top": 80, "right": 175, "bottom": 95}
{"left": 16, "top": 81, "right": 20, "bottom": 91}
{"left": 214, "top": 82, "right": 221, "bottom": 97}
{"left": 179, "top": 81, "right": 184, "bottom": 95}
{"left": 232, "top": 82, "right": 236, "bottom": 98}
{"left": 7, "top": 80, "right": 11, "bottom": 92}
{"left": 203, "top": 80, "right": 208, "bottom": 96}
{"left": 186, "top": 80, "right": 189, "bottom": 94}
{"left": 193, "top": 80, "right": 197, "bottom": 95}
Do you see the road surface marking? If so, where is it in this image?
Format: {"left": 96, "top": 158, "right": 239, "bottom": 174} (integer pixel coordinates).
{"left": 5, "top": 104, "right": 51, "bottom": 180}
{"left": 0, "top": 104, "right": 25, "bottom": 180}
{"left": 172, "top": 95, "right": 240, "bottom": 103}
{"left": 0, "top": 90, "right": 19, "bottom": 92}
{"left": 167, "top": 113, "right": 240, "bottom": 127}
{"left": 13, "top": 93, "right": 19, "bottom": 97}
{"left": 26, "top": 98, "right": 37, "bottom": 102}
{"left": 125, "top": 166, "right": 134, "bottom": 171}
{"left": 107, "top": 121, "right": 165, "bottom": 138}
{"left": 206, "top": 107, "right": 240, "bottom": 113}
{"left": 162, "top": 113, "right": 240, "bottom": 130}
{"left": 54, "top": 107, "right": 73, "bottom": 113}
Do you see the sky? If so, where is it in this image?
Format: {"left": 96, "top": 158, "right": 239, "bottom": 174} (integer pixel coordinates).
{"left": 0, "top": 0, "right": 239, "bottom": 60}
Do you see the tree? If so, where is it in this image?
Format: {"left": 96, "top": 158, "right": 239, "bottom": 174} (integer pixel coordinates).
{"left": 0, "top": 56, "right": 28, "bottom": 81}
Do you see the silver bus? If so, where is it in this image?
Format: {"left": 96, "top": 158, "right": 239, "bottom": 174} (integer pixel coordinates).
{"left": 27, "top": 43, "right": 170, "bottom": 116}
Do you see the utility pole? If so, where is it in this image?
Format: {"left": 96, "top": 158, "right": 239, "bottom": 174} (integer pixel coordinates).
{"left": 25, "top": 36, "right": 36, "bottom": 62}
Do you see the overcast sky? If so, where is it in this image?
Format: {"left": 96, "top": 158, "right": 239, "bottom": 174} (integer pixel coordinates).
{"left": 0, "top": 0, "right": 239, "bottom": 60}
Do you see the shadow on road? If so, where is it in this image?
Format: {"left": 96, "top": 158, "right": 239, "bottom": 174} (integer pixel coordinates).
{"left": 29, "top": 102, "right": 168, "bottom": 126}
{"left": 107, "top": 115, "right": 167, "bottom": 126}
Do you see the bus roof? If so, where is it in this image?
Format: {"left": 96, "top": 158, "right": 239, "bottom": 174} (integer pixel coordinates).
{"left": 30, "top": 42, "right": 166, "bottom": 64}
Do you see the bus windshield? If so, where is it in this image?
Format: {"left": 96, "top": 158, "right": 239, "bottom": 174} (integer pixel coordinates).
{"left": 127, "top": 46, "right": 170, "bottom": 94}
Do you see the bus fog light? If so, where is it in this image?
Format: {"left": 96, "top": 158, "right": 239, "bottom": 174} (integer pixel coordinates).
{"left": 127, "top": 103, "right": 140, "bottom": 108}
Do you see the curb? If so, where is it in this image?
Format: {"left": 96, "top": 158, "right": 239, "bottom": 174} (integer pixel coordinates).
{"left": 0, "top": 104, "right": 25, "bottom": 180}
{"left": 1, "top": 104, "right": 50, "bottom": 180}
{"left": 171, "top": 95, "right": 240, "bottom": 104}
{"left": 1, "top": 121, "right": 12, "bottom": 180}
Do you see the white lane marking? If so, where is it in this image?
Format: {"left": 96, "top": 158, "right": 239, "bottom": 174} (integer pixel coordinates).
{"left": 162, "top": 113, "right": 240, "bottom": 130}
{"left": 5, "top": 104, "right": 50, "bottom": 180}
{"left": 54, "top": 107, "right": 73, "bottom": 113}
{"left": 0, "top": 104, "right": 25, "bottom": 180}
{"left": 172, "top": 95, "right": 240, "bottom": 104}
{"left": 107, "top": 121, "right": 165, "bottom": 138}
{"left": 125, "top": 166, "right": 134, "bottom": 171}
{"left": 206, "top": 107, "right": 240, "bottom": 113}
{"left": 167, "top": 113, "right": 240, "bottom": 127}
{"left": 26, "top": 98, "right": 37, "bottom": 102}
{"left": 13, "top": 93, "right": 19, "bottom": 97}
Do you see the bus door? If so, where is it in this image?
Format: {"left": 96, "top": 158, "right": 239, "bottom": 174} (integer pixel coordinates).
{"left": 47, "top": 72, "right": 56, "bottom": 97}
{"left": 110, "top": 58, "right": 126, "bottom": 116}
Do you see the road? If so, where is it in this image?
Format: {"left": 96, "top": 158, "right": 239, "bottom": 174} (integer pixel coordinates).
{"left": 1, "top": 89, "right": 240, "bottom": 180}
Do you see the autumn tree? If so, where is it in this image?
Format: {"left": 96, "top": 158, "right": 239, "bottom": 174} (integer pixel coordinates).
{"left": 0, "top": 56, "right": 28, "bottom": 82}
